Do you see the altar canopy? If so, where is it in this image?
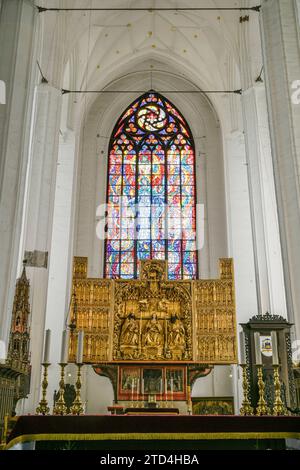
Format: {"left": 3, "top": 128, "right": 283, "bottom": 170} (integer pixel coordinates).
{"left": 69, "top": 258, "right": 237, "bottom": 365}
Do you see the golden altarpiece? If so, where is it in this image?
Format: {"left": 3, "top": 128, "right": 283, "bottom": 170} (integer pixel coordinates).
{"left": 68, "top": 257, "right": 237, "bottom": 410}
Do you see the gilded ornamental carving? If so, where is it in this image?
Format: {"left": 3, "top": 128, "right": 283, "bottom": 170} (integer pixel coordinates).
{"left": 69, "top": 257, "right": 237, "bottom": 364}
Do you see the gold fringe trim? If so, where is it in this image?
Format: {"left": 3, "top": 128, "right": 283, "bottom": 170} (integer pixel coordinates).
{"left": 5, "top": 432, "right": 300, "bottom": 450}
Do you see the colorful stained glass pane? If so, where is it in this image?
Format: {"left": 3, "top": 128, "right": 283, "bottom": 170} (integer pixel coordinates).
{"left": 107, "top": 252, "right": 120, "bottom": 264}
{"left": 168, "top": 165, "right": 180, "bottom": 175}
{"left": 183, "top": 264, "right": 196, "bottom": 277}
{"left": 152, "top": 174, "right": 165, "bottom": 186}
{"left": 122, "top": 186, "right": 136, "bottom": 197}
{"left": 105, "top": 92, "right": 197, "bottom": 280}
{"left": 110, "top": 164, "right": 122, "bottom": 175}
{"left": 152, "top": 185, "right": 164, "bottom": 195}
{"left": 121, "top": 240, "right": 134, "bottom": 251}
{"left": 152, "top": 164, "right": 164, "bottom": 175}
{"left": 168, "top": 252, "right": 181, "bottom": 264}
{"left": 168, "top": 195, "right": 181, "bottom": 206}
{"left": 152, "top": 195, "right": 165, "bottom": 206}
{"left": 139, "top": 152, "right": 151, "bottom": 164}
{"left": 108, "top": 184, "right": 122, "bottom": 196}
{"left": 121, "top": 264, "right": 134, "bottom": 275}
{"left": 121, "top": 228, "right": 135, "bottom": 240}
{"left": 137, "top": 241, "right": 150, "bottom": 251}
{"left": 168, "top": 240, "right": 181, "bottom": 251}
{"left": 106, "top": 263, "right": 119, "bottom": 277}
{"left": 182, "top": 240, "right": 196, "bottom": 251}
{"left": 138, "top": 184, "right": 151, "bottom": 195}
{"left": 168, "top": 175, "right": 180, "bottom": 185}
{"left": 152, "top": 151, "right": 164, "bottom": 164}
{"left": 181, "top": 150, "right": 194, "bottom": 165}
{"left": 152, "top": 240, "right": 165, "bottom": 251}
{"left": 168, "top": 185, "right": 180, "bottom": 196}
{"left": 153, "top": 252, "right": 165, "bottom": 260}
{"left": 181, "top": 173, "right": 192, "bottom": 185}
{"left": 120, "top": 252, "right": 134, "bottom": 263}
{"left": 123, "top": 164, "right": 136, "bottom": 175}
{"left": 123, "top": 174, "right": 135, "bottom": 186}
{"left": 152, "top": 227, "right": 165, "bottom": 240}
{"left": 182, "top": 228, "right": 196, "bottom": 240}
{"left": 138, "top": 196, "right": 151, "bottom": 206}
{"left": 182, "top": 196, "right": 193, "bottom": 207}
{"left": 167, "top": 149, "right": 180, "bottom": 164}
{"left": 139, "top": 164, "right": 151, "bottom": 174}
{"left": 109, "top": 174, "right": 122, "bottom": 186}
{"left": 124, "top": 153, "right": 136, "bottom": 164}
{"left": 168, "top": 228, "right": 182, "bottom": 240}
{"left": 107, "top": 227, "right": 120, "bottom": 239}
{"left": 106, "top": 240, "right": 120, "bottom": 252}
{"left": 138, "top": 251, "right": 151, "bottom": 260}
{"left": 110, "top": 152, "right": 123, "bottom": 165}
{"left": 182, "top": 185, "right": 194, "bottom": 196}
{"left": 168, "top": 206, "right": 181, "bottom": 218}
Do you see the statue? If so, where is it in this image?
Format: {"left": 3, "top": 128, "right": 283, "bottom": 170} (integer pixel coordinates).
{"left": 168, "top": 315, "right": 186, "bottom": 359}
{"left": 120, "top": 313, "right": 139, "bottom": 346}
{"left": 143, "top": 314, "right": 164, "bottom": 351}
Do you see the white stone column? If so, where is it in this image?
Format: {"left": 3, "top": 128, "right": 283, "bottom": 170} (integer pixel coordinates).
{"left": 22, "top": 84, "right": 62, "bottom": 413}
{"left": 0, "top": 0, "right": 36, "bottom": 353}
{"left": 260, "top": 0, "right": 300, "bottom": 340}
{"left": 42, "top": 129, "right": 77, "bottom": 407}
{"left": 242, "top": 85, "right": 287, "bottom": 317}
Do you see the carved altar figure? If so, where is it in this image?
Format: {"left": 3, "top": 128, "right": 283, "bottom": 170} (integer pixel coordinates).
{"left": 168, "top": 315, "right": 186, "bottom": 359}
{"left": 119, "top": 313, "right": 139, "bottom": 358}
{"left": 142, "top": 314, "right": 164, "bottom": 358}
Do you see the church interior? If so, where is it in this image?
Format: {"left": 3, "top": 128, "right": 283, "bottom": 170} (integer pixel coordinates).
{"left": 1, "top": 0, "right": 300, "bottom": 453}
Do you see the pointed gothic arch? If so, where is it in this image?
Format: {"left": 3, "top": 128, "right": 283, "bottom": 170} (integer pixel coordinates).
{"left": 104, "top": 91, "right": 198, "bottom": 280}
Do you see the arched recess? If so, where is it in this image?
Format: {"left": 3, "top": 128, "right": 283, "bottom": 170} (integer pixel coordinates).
{"left": 74, "top": 66, "right": 228, "bottom": 280}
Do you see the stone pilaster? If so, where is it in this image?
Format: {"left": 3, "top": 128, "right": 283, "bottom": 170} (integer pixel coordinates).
{"left": 261, "top": 0, "right": 300, "bottom": 340}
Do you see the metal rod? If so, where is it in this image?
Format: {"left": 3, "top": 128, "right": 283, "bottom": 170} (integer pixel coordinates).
{"left": 37, "top": 6, "right": 261, "bottom": 13}
{"left": 62, "top": 89, "right": 242, "bottom": 95}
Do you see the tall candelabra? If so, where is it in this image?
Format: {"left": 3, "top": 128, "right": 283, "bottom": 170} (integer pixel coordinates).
{"left": 272, "top": 365, "right": 286, "bottom": 416}
{"left": 239, "top": 364, "right": 254, "bottom": 416}
{"left": 53, "top": 363, "right": 68, "bottom": 415}
{"left": 71, "top": 364, "right": 84, "bottom": 415}
{"left": 255, "top": 365, "right": 270, "bottom": 416}
{"left": 36, "top": 363, "right": 51, "bottom": 415}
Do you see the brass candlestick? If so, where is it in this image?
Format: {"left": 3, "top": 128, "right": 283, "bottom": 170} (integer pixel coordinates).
{"left": 36, "top": 363, "right": 51, "bottom": 415}
{"left": 53, "top": 363, "right": 68, "bottom": 415}
{"left": 255, "top": 365, "right": 270, "bottom": 416}
{"left": 239, "top": 364, "right": 254, "bottom": 416}
{"left": 272, "top": 365, "right": 286, "bottom": 416}
{"left": 71, "top": 363, "right": 84, "bottom": 415}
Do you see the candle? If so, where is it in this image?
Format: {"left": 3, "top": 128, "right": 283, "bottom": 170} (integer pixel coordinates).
{"left": 43, "top": 329, "right": 51, "bottom": 363}
{"left": 60, "top": 330, "right": 69, "bottom": 364}
{"left": 239, "top": 331, "right": 246, "bottom": 364}
{"left": 254, "top": 332, "right": 262, "bottom": 365}
{"left": 76, "top": 330, "right": 84, "bottom": 363}
{"left": 271, "top": 331, "right": 279, "bottom": 365}
{"left": 136, "top": 378, "right": 140, "bottom": 401}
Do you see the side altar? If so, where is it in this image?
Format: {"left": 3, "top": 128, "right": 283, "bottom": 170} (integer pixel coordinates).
{"left": 68, "top": 258, "right": 237, "bottom": 411}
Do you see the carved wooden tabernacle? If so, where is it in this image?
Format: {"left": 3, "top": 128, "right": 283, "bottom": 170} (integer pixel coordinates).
{"left": 68, "top": 258, "right": 237, "bottom": 364}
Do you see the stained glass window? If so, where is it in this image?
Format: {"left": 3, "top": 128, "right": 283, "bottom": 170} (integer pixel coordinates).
{"left": 104, "top": 92, "right": 198, "bottom": 280}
